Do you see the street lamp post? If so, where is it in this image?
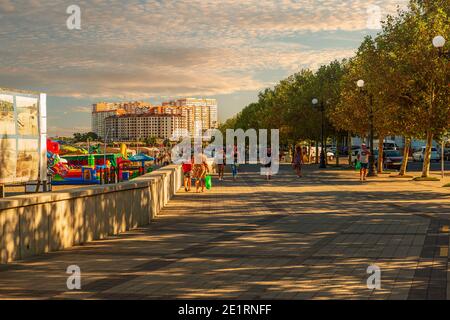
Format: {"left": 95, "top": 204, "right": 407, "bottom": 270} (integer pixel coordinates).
{"left": 433, "top": 35, "right": 449, "bottom": 179}
{"left": 357, "top": 80, "right": 377, "bottom": 177}
{"left": 312, "top": 98, "right": 327, "bottom": 169}
{"left": 87, "top": 137, "right": 92, "bottom": 155}
{"left": 103, "top": 128, "right": 115, "bottom": 184}
{"left": 433, "top": 35, "right": 450, "bottom": 59}
{"left": 442, "top": 140, "right": 445, "bottom": 179}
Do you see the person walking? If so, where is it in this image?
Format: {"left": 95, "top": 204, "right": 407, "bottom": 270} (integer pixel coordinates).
{"left": 217, "top": 148, "right": 226, "bottom": 181}
{"left": 193, "top": 152, "right": 209, "bottom": 192}
{"left": 302, "top": 146, "right": 308, "bottom": 164}
{"left": 263, "top": 147, "right": 272, "bottom": 180}
{"left": 182, "top": 159, "right": 192, "bottom": 192}
{"left": 231, "top": 147, "right": 239, "bottom": 180}
{"left": 292, "top": 146, "right": 303, "bottom": 177}
{"left": 358, "top": 143, "right": 370, "bottom": 181}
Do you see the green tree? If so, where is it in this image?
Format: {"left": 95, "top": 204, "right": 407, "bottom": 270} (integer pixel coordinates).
{"left": 380, "top": 0, "right": 449, "bottom": 177}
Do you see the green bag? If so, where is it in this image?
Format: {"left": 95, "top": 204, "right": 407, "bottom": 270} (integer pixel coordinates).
{"left": 205, "top": 175, "right": 212, "bottom": 190}
{"left": 355, "top": 161, "right": 361, "bottom": 170}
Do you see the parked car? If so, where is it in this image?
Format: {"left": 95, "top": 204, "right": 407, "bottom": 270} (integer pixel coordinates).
{"left": 382, "top": 150, "right": 404, "bottom": 169}
{"left": 412, "top": 147, "right": 441, "bottom": 162}
{"left": 374, "top": 140, "right": 399, "bottom": 151}
{"left": 444, "top": 148, "right": 450, "bottom": 161}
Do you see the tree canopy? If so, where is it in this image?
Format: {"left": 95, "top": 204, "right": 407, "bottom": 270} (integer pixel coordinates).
{"left": 220, "top": 0, "right": 449, "bottom": 177}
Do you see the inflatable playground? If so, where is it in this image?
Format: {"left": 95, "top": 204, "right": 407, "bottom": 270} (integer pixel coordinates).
{"left": 47, "top": 140, "right": 155, "bottom": 186}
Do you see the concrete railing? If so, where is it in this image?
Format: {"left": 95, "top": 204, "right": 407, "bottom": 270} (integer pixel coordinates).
{"left": 0, "top": 165, "right": 183, "bottom": 264}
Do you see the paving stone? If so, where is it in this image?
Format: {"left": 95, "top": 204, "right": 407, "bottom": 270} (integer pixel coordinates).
{"left": 0, "top": 164, "right": 448, "bottom": 299}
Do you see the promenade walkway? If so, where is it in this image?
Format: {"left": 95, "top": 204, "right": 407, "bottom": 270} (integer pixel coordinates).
{"left": 0, "top": 164, "right": 449, "bottom": 299}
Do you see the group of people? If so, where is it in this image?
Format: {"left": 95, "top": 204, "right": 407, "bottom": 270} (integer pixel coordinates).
{"left": 181, "top": 144, "right": 372, "bottom": 189}
{"left": 182, "top": 147, "right": 244, "bottom": 193}
{"left": 181, "top": 153, "right": 210, "bottom": 193}
{"left": 292, "top": 144, "right": 371, "bottom": 182}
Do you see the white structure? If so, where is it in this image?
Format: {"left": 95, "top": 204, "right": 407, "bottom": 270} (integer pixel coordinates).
{"left": 0, "top": 88, "right": 47, "bottom": 185}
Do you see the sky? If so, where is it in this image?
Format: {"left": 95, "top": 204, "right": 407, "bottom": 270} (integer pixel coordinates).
{"left": 0, "top": 0, "right": 408, "bottom": 136}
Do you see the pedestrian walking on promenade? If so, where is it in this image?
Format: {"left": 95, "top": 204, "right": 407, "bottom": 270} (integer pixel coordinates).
{"left": 193, "top": 153, "right": 209, "bottom": 193}
{"left": 263, "top": 147, "right": 272, "bottom": 180}
{"left": 292, "top": 146, "right": 303, "bottom": 177}
{"left": 182, "top": 159, "right": 192, "bottom": 192}
{"left": 231, "top": 147, "right": 239, "bottom": 180}
{"left": 358, "top": 143, "right": 370, "bottom": 181}
{"left": 217, "top": 148, "right": 226, "bottom": 181}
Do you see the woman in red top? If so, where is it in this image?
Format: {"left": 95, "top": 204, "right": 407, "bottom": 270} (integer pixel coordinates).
{"left": 182, "top": 160, "right": 193, "bottom": 192}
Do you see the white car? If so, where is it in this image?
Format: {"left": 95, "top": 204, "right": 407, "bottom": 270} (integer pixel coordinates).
{"left": 412, "top": 147, "right": 440, "bottom": 162}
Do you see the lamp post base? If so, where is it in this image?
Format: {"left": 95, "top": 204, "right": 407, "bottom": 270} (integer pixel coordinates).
{"left": 367, "top": 156, "right": 378, "bottom": 177}
{"left": 319, "top": 151, "right": 327, "bottom": 169}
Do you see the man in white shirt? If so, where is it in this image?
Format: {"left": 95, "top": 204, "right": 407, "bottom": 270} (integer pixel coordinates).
{"left": 358, "top": 143, "right": 371, "bottom": 181}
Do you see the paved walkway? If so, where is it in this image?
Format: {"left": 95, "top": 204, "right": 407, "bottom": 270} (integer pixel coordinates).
{"left": 1, "top": 164, "right": 450, "bottom": 299}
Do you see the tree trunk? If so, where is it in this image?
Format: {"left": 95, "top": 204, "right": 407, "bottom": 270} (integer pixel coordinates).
{"left": 315, "top": 140, "right": 319, "bottom": 164}
{"left": 421, "top": 131, "right": 434, "bottom": 178}
{"left": 377, "top": 135, "right": 385, "bottom": 173}
{"left": 399, "top": 136, "right": 411, "bottom": 176}
{"left": 347, "top": 133, "right": 352, "bottom": 166}
{"left": 336, "top": 135, "right": 340, "bottom": 167}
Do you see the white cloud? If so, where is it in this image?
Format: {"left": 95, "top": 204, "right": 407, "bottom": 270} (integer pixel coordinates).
{"left": 0, "top": 0, "right": 15, "bottom": 13}
{"left": 0, "top": 0, "right": 407, "bottom": 112}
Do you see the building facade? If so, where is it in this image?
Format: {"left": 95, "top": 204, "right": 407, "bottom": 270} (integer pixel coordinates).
{"left": 92, "top": 98, "right": 218, "bottom": 139}
{"left": 162, "top": 98, "right": 218, "bottom": 135}
{"left": 91, "top": 101, "right": 153, "bottom": 138}
{"left": 105, "top": 114, "right": 183, "bottom": 141}
{"left": 91, "top": 110, "right": 124, "bottom": 139}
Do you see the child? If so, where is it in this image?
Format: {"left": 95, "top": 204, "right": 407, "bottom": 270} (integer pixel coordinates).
{"left": 182, "top": 160, "right": 192, "bottom": 192}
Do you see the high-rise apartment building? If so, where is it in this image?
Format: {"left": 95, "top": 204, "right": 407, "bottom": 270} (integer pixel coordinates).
{"left": 91, "top": 101, "right": 152, "bottom": 138}
{"left": 105, "top": 114, "right": 183, "bottom": 141}
{"left": 92, "top": 98, "right": 218, "bottom": 139}
{"left": 162, "top": 98, "right": 218, "bottom": 135}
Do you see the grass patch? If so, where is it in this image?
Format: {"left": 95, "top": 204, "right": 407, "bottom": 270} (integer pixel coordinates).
{"left": 412, "top": 177, "right": 441, "bottom": 182}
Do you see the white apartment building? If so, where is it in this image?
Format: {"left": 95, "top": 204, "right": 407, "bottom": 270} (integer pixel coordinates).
{"left": 162, "top": 98, "right": 218, "bottom": 135}
{"left": 105, "top": 114, "right": 183, "bottom": 141}
{"left": 91, "top": 110, "right": 123, "bottom": 138}
{"left": 91, "top": 101, "right": 152, "bottom": 138}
